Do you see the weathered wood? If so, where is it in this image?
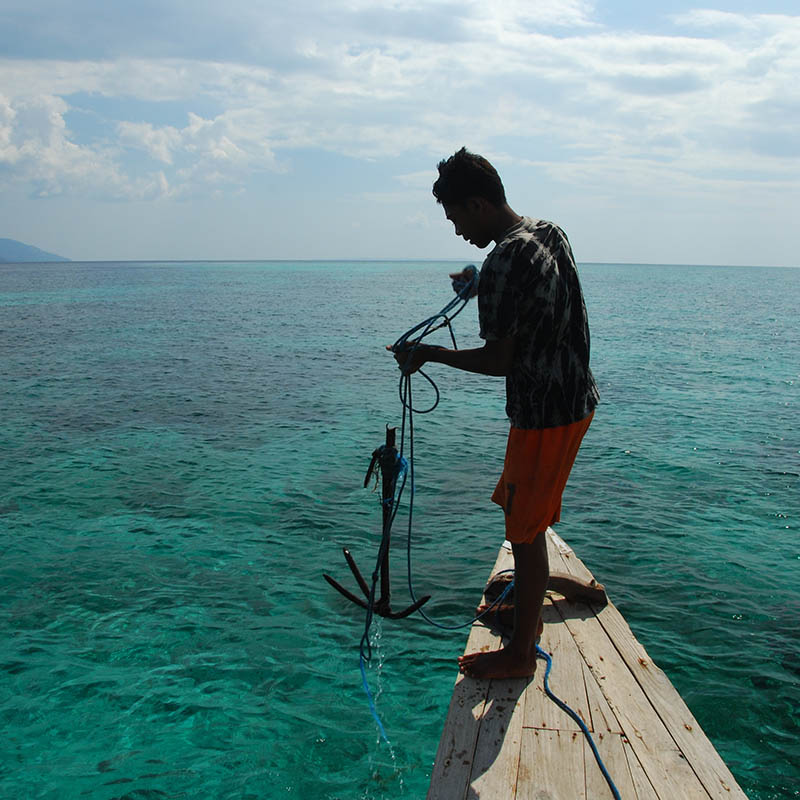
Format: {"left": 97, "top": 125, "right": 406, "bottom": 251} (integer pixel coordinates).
{"left": 582, "top": 659, "right": 624, "bottom": 735}
{"left": 469, "top": 677, "right": 527, "bottom": 799}
{"left": 517, "top": 728, "right": 585, "bottom": 800}
{"left": 556, "top": 601, "right": 711, "bottom": 799}
{"left": 525, "top": 599, "right": 590, "bottom": 732}
{"left": 622, "top": 736, "right": 661, "bottom": 800}
{"left": 545, "top": 530, "right": 748, "bottom": 800}
{"left": 428, "top": 547, "right": 510, "bottom": 800}
{"left": 594, "top": 600, "right": 748, "bottom": 800}
{"left": 427, "top": 624, "right": 497, "bottom": 800}
{"left": 545, "top": 530, "right": 594, "bottom": 584}
{"left": 583, "top": 732, "right": 638, "bottom": 800}
{"left": 493, "top": 542, "right": 514, "bottom": 576}
{"left": 428, "top": 531, "right": 749, "bottom": 800}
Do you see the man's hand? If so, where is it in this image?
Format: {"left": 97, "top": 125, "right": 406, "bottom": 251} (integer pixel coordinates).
{"left": 450, "top": 264, "right": 478, "bottom": 298}
{"left": 386, "top": 342, "right": 435, "bottom": 375}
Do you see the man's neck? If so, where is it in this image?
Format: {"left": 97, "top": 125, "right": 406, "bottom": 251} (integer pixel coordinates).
{"left": 491, "top": 204, "right": 523, "bottom": 243}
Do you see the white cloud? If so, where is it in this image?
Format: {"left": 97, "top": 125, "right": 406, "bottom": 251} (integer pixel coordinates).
{"left": 672, "top": 9, "right": 800, "bottom": 34}
{"left": 117, "top": 121, "right": 181, "bottom": 164}
{"left": 0, "top": 93, "right": 171, "bottom": 199}
{"left": 466, "top": 0, "right": 597, "bottom": 33}
{"left": 0, "top": 3, "right": 798, "bottom": 207}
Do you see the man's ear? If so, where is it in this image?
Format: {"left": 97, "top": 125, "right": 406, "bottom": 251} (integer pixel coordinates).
{"left": 466, "top": 196, "right": 487, "bottom": 213}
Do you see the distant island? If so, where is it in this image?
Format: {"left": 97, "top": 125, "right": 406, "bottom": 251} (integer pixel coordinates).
{"left": 0, "top": 238, "right": 71, "bottom": 263}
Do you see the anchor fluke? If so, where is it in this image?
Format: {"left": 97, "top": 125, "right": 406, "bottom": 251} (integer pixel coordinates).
{"left": 323, "top": 571, "right": 369, "bottom": 610}
{"left": 384, "top": 594, "right": 431, "bottom": 620}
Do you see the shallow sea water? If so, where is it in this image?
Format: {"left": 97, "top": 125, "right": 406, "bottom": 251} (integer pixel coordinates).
{"left": 1, "top": 260, "right": 798, "bottom": 799}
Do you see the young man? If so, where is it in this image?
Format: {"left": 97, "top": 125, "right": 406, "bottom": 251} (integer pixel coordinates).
{"left": 395, "top": 148, "right": 599, "bottom": 679}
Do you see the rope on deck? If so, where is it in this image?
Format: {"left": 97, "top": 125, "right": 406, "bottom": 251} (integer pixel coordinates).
{"left": 536, "top": 644, "right": 622, "bottom": 800}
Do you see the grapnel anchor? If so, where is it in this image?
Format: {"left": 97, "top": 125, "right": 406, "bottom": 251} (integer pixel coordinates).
{"left": 323, "top": 426, "right": 430, "bottom": 620}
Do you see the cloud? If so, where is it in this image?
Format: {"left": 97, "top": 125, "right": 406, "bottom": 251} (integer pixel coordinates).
{"left": 117, "top": 121, "right": 181, "bottom": 164}
{"left": 672, "top": 9, "right": 799, "bottom": 34}
{"left": 0, "top": 3, "right": 798, "bottom": 204}
{"left": 0, "top": 0, "right": 598, "bottom": 63}
{"left": 0, "top": 92, "right": 170, "bottom": 199}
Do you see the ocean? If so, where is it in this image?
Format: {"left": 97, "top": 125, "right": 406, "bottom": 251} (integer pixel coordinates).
{"left": 1, "top": 259, "right": 798, "bottom": 799}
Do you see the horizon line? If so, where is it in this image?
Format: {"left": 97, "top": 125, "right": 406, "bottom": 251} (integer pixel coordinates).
{"left": 3, "top": 258, "right": 799, "bottom": 269}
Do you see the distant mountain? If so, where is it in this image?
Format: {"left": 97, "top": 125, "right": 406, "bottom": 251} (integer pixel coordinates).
{"left": 0, "top": 238, "right": 71, "bottom": 263}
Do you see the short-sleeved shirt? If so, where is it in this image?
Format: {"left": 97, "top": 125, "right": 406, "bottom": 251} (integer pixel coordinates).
{"left": 478, "top": 217, "right": 599, "bottom": 429}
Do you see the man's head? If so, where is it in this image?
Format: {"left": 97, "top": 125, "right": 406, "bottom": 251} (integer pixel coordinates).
{"left": 432, "top": 147, "right": 514, "bottom": 249}
{"left": 432, "top": 147, "right": 506, "bottom": 208}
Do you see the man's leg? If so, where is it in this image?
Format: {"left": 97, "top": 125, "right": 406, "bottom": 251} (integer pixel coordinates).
{"left": 458, "top": 532, "right": 548, "bottom": 679}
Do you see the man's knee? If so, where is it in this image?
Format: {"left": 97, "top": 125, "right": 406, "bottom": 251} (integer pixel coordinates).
{"left": 511, "top": 534, "right": 549, "bottom": 571}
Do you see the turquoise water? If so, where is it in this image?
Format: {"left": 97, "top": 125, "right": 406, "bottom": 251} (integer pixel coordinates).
{"left": 1, "top": 260, "right": 798, "bottom": 799}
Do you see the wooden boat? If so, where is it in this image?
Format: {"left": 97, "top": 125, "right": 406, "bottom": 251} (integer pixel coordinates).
{"left": 427, "top": 529, "right": 748, "bottom": 799}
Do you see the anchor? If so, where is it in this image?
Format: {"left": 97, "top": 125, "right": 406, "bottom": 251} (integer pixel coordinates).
{"left": 324, "top": 426, "right": 431, "bottom": 619}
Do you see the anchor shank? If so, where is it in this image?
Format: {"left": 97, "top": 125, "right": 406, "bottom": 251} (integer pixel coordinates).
{"left": 376, "top": 427, "right": 398, "bottom": 612}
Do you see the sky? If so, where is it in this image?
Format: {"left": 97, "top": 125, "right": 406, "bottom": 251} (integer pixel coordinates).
{"left": 1, "top": 0, "right": 798, "bottom": 265}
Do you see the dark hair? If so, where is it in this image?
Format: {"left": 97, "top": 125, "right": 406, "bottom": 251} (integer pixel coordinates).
{"left": 432, "top": 147, "right": 506, "bottom": 207}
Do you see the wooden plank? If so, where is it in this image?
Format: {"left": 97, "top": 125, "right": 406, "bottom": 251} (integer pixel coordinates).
{"left": 517, "top": 728, "right": 586, "bottom": 800}
{"left": 428, "top": 545, "right": 514, "bottom": 799}
{"left": 469, "top": 677, "right": 528, "bottom": 799}
{"left": 583, "top": 733, "right": 638, "bottom": 800}
{"left": 622, "top": 736, "right": 661, "bottom": 800}
{"left": 525, "top": 600, "right": 590, "bottom": 732}
{"left": 427, "top": 624, "right": 498, "bottom": 800}
{"left": 429, "top": 534, "right": 747, "bottom": 800}
{"left": 492, "top": 541, "right": 514, "bottom": 578}
{"left": 556, "top": 602, "right": 712, "bottom": 800}
{"left": 594, "top": 601, "right": 749, "bottom": 800}
{"left": 547, "top": 529, "right": 746, "bottom": 797}
{"left": 546, "top": 529, "right": 595, "bottom": 585}
{"left": 582, "top": 659, "right": 624, "bottom": 735}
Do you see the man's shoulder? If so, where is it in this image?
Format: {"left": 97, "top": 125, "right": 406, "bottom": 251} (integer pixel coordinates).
{"left": 486, "top": 218, "right": 565, "bottom": 270}
{"left": 492, "top": 218, "right": 561, "bottom": 252}
{"left": 506, "top": 216, "right": 559, "bottom": 240}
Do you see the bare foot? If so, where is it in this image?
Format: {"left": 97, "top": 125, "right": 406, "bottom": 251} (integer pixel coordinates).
{"left": 458, "top": 647, "right": 536, "bottom": 679}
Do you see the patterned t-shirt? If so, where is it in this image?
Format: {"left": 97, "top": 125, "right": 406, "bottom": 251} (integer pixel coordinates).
{"left": 478, "top": 217, "right": 599, "bottom": 429}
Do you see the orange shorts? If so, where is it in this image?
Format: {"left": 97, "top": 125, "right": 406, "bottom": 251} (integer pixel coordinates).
{"left": 491, "top": 412, "right": 594, "bottom": 544}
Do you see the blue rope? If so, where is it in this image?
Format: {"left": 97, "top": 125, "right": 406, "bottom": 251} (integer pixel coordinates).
{"left": 356, "top": 269, "right": 478, "bottom": 740}
{"left": 536, "top": 643, "right": 622, "bottom": 799}
{"left": 385, "top": 271, "right": 621, "bottom": 796}
{"left": 357, "top": 449, "right": 408, "bottom": 743}
{"left": 360, "top": 651, "right": 389, "bottom": 743}
{"left": 394, "top": 271, "right": 514, "bottom": 632}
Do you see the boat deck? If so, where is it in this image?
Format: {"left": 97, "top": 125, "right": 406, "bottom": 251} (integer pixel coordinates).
{"left": 427, "top": 529, "right": 748, "bottom": 799}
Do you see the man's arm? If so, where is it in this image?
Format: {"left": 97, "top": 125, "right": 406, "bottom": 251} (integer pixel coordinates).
{"left": 393, "top": 336, "right": 514, "bottom": 377}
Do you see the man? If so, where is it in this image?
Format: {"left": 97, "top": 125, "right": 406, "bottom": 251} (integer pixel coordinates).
{"left": 395, "top": 147, "right": 600, "bottom": 679}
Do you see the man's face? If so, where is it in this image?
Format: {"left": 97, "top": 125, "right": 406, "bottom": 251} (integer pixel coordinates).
{"left": 442, "top": 200, "right": 493, "bottom": 249}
